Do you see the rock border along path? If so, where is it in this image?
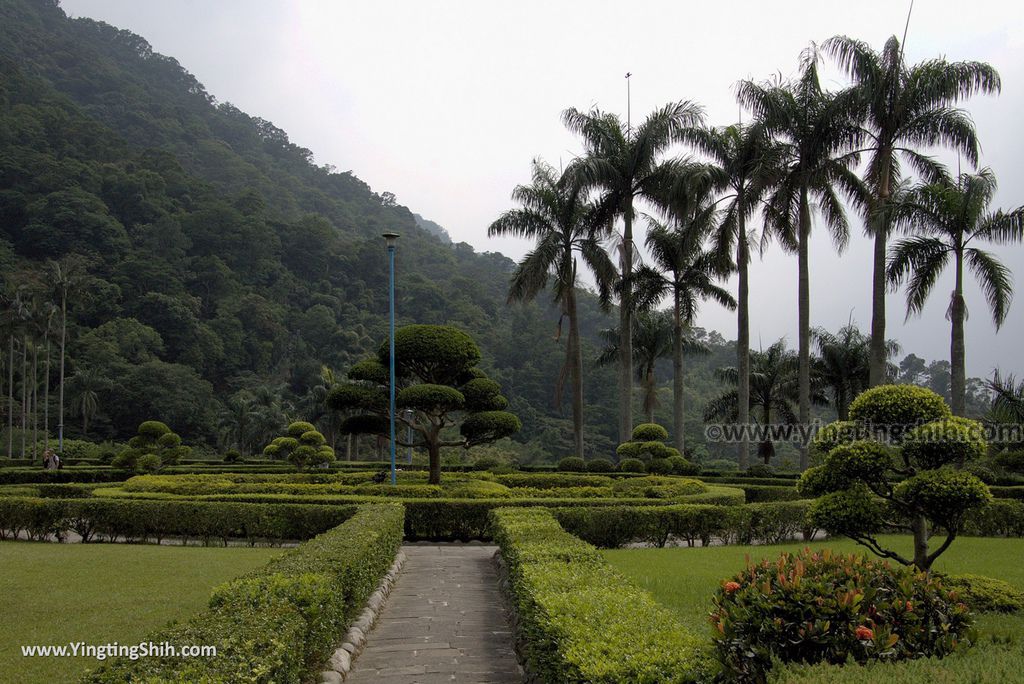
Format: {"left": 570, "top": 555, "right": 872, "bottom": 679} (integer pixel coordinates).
{"left": 343, "top": 545, "right": 523, "bottom": 683}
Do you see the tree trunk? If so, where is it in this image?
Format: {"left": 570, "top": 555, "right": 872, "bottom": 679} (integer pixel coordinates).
{"left": 672, "top": 287, "right": 685, "bottom": 454}
{"left": 645, "top": 366, "right": 656, "bottom": 425}
{"left": 43, "top": 338, "right": 50, "bottom": 451}
{"left": 950, "top": 249, "right": 966, "bottom": 416}
{"left": 869, "top": 156, "right": 892, "bottom": 387}
{"left": 911, "top": 513, "right": 930, "bottom": 570}
{"left": 837, "top": 386, "right": 849, "bottom": 422}
{"left": 760, "top": 405, "right": 774, "bottom": 464}
{"left": 346, "top": 433, "right": 353, "bottom": 461}
{"left": 427, "top": 441, "right": 441, "bottom": 485}
{"left": 6, "top": 337, "right": 13, "bottom": 458}
{"left": 797, "top": 190, "right": 811, "bottom": 470}
{"left": 58, "top": 293, "right": 67, "bottom": 451}
{"left": 566, "top": 282, "right": 584, "bottom": 460}
{"left": 619, "top": 203, "right": 634, "bottom": 443}
{"left": 736, "top": 217, "right": 751, "bottom": 470}
{"left": 21, "top": 335, "right": 27, "bottom": 458}
{"left": 31, "top": 344, "right": 38, "bottom": 459}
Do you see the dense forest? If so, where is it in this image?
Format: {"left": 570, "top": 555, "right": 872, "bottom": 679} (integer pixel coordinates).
{"left": 0, "top": 0, "right": 993, "bottom": 464}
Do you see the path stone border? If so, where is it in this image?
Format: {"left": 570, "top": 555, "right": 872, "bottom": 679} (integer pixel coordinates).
{"left": 319, "top": 549, "right": 407, "bottom": 684}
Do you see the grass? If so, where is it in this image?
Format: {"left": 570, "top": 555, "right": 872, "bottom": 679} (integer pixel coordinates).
{"left": 604, "top": 536, "right": 1024, "bottom": 683}
{"left": 0, "top": 541, "right": 282, "bottom": 684}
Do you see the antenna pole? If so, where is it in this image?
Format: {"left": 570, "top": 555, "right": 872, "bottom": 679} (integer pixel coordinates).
{"left": 899, "top": 0, "right": 914, "bottom": 59}
{"left": 625, "top": 72, "right": 632, "bottom": 133}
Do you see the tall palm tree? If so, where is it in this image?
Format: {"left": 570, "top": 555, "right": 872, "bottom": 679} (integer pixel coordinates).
{"left": 824, "top": 35, "right": 1001, "bottom": 387}
{"left": 68, "top": 368, "right": 107, "bottom": 435}
{"left": 888, "top": 169, "right": 1024, "bottom": 414}
{"left": 687, "top": 122, "right": 784, "bottom": 469}
{"left": 705, "top": 340, "right": 825, "bottom": 464}
{"left": 218, "top": 389, "right": 259, "bottom": 456}
{"left": 812, "top": 322, "right": 899, "bottom": 420}
{"left": 598, "top": 309, "right": 708, "bottom": 426}
{"left": 0, "top": 291, "right": 25, "bottom": 458}
{"left": 640, "top": 193, "right": 736, "bottom": 452}
{"left": 562, "top": 101, "right": 705, "bottom": 442}
{"left": 45, "top": 255, "right": 90, "bottom": 451}
{"left": 739, "top": 48, "right": 867, "bottom": 468}
{"left": 489, "top": 159, "right": 616, "bottom": 459}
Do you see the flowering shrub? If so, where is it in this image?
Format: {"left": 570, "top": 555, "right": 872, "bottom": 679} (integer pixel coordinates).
{"left": 710, "top": 548, "right": 974, "bottom": 680}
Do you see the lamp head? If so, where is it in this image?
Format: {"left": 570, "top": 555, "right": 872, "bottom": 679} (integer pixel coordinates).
{"left": 382, "top": 232, "right": 400, "bottom": 248}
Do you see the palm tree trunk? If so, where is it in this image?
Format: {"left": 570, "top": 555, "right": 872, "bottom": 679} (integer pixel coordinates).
{"left": 672, "top": 287, "right": 685, "bottom": 454}
{"left": 869, "top": 157, "right": 892, "bottom": 387}
{"left": 619, "top": 206, "right": 635, "bottom": 443}
{"left": 43, "top": 337, "right": 50, "bottom": 451}
{"left": 950, "top": 249, "right": 966, "bottom": 416}
{"left": 645, "top": 366, "right": 656, "bottom": 425}
{"left": 58, "top": 292, "right": 67, "bottom": 451}
{"left": 20, "top": 335, "right": 27, "bottom": 458}
{"left": 736, "top": 212, "right": 751, "bottom": 470}
{"left": 798, "top": 190, "right": 811, "bottom": 470}
{"left": 566, "top": 282, "right": 585, "bottom": 460}
{"left": 6, "top": 337, "right": 13, "bottom": 458}
{"left": 31, "top": 344, "right": 38, "bottom": 459}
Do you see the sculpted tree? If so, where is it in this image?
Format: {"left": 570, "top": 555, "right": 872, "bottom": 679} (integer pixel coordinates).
{"left": 327, "top": 325, "right": 520, "bottom": 484}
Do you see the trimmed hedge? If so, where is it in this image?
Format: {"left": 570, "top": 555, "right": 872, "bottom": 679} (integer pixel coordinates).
{"left": 491, "top": 507, "right": 715, "bottom": 682}
{"left": 0, "top": 497, "right": 357, "bottom": 544}
{"left": 86, "top": 504, "right": 404, "bottom": 683}
{"left": 0, "top": 468, "right": 132, "bottom": 485}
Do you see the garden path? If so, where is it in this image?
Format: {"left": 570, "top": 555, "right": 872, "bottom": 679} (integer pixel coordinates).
{"left": 345, "top": 544, "right": 522, "bottom": 683}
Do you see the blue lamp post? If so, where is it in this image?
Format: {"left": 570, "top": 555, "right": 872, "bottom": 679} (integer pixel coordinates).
{"left": 383, "top": 232, "right": 399, "bottom": 486}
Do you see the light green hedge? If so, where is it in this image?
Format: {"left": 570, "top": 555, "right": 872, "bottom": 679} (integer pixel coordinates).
{"left": 84, "top": 503, "right": 404, "bottom": 683}
{"left": 491, "top": 507, "right": 715, "bottom": 682}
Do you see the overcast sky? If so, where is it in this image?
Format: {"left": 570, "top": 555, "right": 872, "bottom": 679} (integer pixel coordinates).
{"left": 60, "top": 0, "right": 1024, "bottom": 378}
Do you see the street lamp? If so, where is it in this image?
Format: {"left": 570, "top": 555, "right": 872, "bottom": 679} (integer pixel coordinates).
{"left": 383, "top": 232, "right": 399, "bottom": 485}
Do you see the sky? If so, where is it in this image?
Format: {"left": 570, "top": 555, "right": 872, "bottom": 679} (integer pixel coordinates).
{"left": 60, "top": 0, "right": 1024, "bottom": 378}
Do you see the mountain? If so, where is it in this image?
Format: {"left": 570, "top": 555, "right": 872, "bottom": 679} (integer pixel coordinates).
{"left": 413, "top": 214, "right": 452, "bottom": 245}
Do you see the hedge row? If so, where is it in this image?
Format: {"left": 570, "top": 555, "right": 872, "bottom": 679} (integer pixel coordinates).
{"left": 0, "top": 468, "right": 132, "bottom": 485}
{"left": 0, "top": 497, "right": 357, "bottom": 544}
{"left": 86, "top": 504, "right": 404, "bottom": 683}
{"left": 491, "top": 507, "right": 715, "bottom": 682}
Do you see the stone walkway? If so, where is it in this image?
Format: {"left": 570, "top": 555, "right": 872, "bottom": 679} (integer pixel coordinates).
{"left": 345, "top": 545, "right": 523, "bottom": 683}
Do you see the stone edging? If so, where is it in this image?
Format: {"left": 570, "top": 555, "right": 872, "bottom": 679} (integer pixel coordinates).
{"left": 492, "top": 550, "right": 538, "bottom": 684}
{"left": 319, "top": 549, "right": 407, "bottom": 684}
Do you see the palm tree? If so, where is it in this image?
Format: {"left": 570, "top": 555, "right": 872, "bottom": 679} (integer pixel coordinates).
{"left": 598, "top": 310, "right": 707, "bottom": 426}
{"left": 687, "top": 122, "right": 784, "bottom": 469}
{"left": 218, "top": 390, "right": 259, "bottom": 456}
{"left": 887, "top": 169, "right": 1024, "bottom": 415}
{"left": 45, "top": 255, "right": 90, "bottom": 451}
{"left": 987, "top": 371, "right": 1024, "bottom": 452}
{"left": 0, "top": 290, "right": 26, "bottom": 458}
{"left": 562, "top": 101, "right": 705, "bottom": 442}
{"left": 68, "top": 368, "right": 107, "bottom": 435}
{"left": 812, "top": 323, "right": 899, "bottom": 420}
{"left": 739, "top": 48, "right": 867, "bottom": 468}
{"left": 824, "top": 35, "right": 1001, "bottom": 388}
{"left": 488, "top": 159, "right": 616, "bottom": 459}
{"left": 640, "top": 191, "right": 736, "bottom": 452}
{"left": 705, "top": 340, "right": 824, "bottom": 465}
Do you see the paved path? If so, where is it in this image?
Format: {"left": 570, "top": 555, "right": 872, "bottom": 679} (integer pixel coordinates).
{"left": 346, "top": 545, "right": 522, "bottom": 683}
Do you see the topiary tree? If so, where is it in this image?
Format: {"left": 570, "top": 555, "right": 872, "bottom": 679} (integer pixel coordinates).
{"left": 262, "top": 421, "right": 335, "bottom": 471}
{"left": 799, "top": 384, "right": 992, "bottom": 570}
{"left": 615, "top": 423, "right": 698, "bottom": 475}
{"left": 111, "top": 420, "right": 191, "bottom": 473}
{"left": 327, "top": 325, "right": 520, "bottom": 484}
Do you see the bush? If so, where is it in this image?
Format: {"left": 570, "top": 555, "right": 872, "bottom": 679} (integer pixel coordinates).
{"left": 848, "top": 385, "right": 951, "bottom": 440}
{"left": 711, "top": 548, "right": 974, "bottom": 680}
{"left": 136, "top": 453, "right": 162, "bottom": 473}
{"left": 611, "top": 476, "right": 707, "bottom": 499}
{"left": 618, "top": 458, "right": 646, "bottom": 473}
{"left": 648, "top": 458, "right": 672, "bottom": 474}
{"left": 743, "top": 464, "right": 775, "bottom": 478}
{"left": 557, "top": 456, "right": 587, "bottom": 472}
{"left": 632, "top": 423, "right": 670, "bottom": 441}
{"left": 666, "top": 455, "right": 700, "bottom": 475}
{"left": 942, "top": 573, "right": 1024, "bottom": 613}
{"left": 223, "top": 449, "right": 242, "bottom": 463}
{"left": 490, "top": 507, "right": 714, "bottom": 682}
{"left": 586, "top": 458, "right": 614, "bottom": 473}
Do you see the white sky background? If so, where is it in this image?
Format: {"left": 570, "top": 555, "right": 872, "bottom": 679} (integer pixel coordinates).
{"left": 60, "top": 0, "right": 1024, "bottom": 378}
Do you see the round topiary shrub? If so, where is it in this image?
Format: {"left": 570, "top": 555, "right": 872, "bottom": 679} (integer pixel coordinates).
{"left": 618, "top": 458, "right": 646, "bottom": 473}
{"left": 632, "top": 423, "right": 669, "bottom": 442}
{"left": 137, "top": 421, "right": 171, "bottom": 439}
{"left": 647, "top": 458, "right": 672, "bottom": 474}
{"left": 557, "top": 456, "right": 587, "bottom": 472}
{"left": 901, "top": 417, "right": 986, "bottom": 470}
{"left": 287, "top": 421, "right": 317, "bottom": 438}
{"left": 848, "top": 384, "right": 951, "bottom": 441}
{"left": 586, "top": 458, "right": 614, "bottom": 473}
{"left": 136, "top": 453, "right": 162, "bottom": 474}
{"left": 223, "top": 449, "right": 242, "bottom": 463}
{"left": 665, "top": 455, "right": 700, "bottom": 476}
{"left": 711, "top": 548, "right": 974, "bottom": 680}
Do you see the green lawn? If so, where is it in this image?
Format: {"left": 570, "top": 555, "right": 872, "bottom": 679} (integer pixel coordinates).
{"left": 605, "top": 536, "right": 1024, "bottom": 683}
{"left": 0, "top": 542, "right": 282, "bottom": 684}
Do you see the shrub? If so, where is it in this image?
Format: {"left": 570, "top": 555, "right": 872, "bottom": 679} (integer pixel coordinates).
{"left": 115, "top": 421, "right": 190, "bottom": 471}
{"left": 586, "top": 458, "right": 614, "bottom": 473}
{"left": 848, "top": 384, "right": 951, "bottom": 440}
{"left": 666, "top": 455, "right": 700, "bottom": 475}
{"left": 618, "top": 458, "right": 646, "bottom": 473}
{"left": 223, "top": 449, "right": 242, "bottom": 463}
{"left": 942, "top": 573, "right": 1024, "bottom": 613}
{"left": 557, "top": 456, "right": 587, "bottom": 472}
{"left": 647, "top": 458, "right": 672, "bottom": 474}
{"left": 711, "top": 548, "right": 974, "bottom": 680}
{"left": 136, "top": 453, "right": 162, "bottom": 473}
{"left": 743, "top": 463, "right": 775, "bottom": 478}
{"left": 611, "top": 476, "right": 707, "bottom": 499}
{"left": 490, "top": 507, "right": 714, "bottom": 682}
{"left": 632, "top": 423, "right": 670, "bottom": 441}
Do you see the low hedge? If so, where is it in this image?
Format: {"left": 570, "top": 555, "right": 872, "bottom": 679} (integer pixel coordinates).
{"left": 729, "top": 484, "right": 806, "bottom": 503}
{"left": 0, "top": 497, "right": 357, "bottom": 544}
{"left": 989, "top": 486, "right": 1024, "bottom": 500}
{"left": 491, "top": 507, "right": 715, "bottom": 682}
{"left": 0, "top": 468, "right": 132, "bottom": 485}
{"left": 86, "top": 504, "right": 404, "bottom": 683}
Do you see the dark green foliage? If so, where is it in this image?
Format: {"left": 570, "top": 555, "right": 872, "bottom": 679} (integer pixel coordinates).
{"left": 347, "top": 358, "right": 388, "bottom": 384}
{"left": 894, "top": 469, "right": 992, "bottom": 529}
{"left": 901, "top": 417, "right": 987, "bottom": 469}
{"left": 848, "top": 384, "right": 952, "bottom": 437}
{"left": 586, "top": 458, "right": 614, "bottom": 473}
{"left": 632, "top": 423, "right": 670, "bottom": 441}
{"left": 942, "top": 573, "right": 1024, "bottom": 613}
{"left": 490, "top": 507, "right": 715, "bottom": 682}
{"left": 340, "top": 414, "right": 388, "bottom": 436}
{"left": 666, "top": 455, "right": 701, "bottom": 475}
{"left": 557, "top": 457, "right": 586, "bottom": 472}
{"left": 611, "top": 476, "right": 708, "bottom": 500}
{"left": 711, "top": 549, "right": 974, "bottom": 680}
{"left": 619, "top": 458, "right": 646, "bottom": 473}
{"left": 397, "top": 384, "right": 465, "bottom": 412}
{"left": 382, "top": 324, "right": 481, "bottom": 384}
{"left": 111, "top": 420, "right": 190, "bottom": 472}
{"left": 460, "top": 411, "right": 522, "bottom": 444}
{"left": 263, "top": 423, "right": 334, "bottom": 471}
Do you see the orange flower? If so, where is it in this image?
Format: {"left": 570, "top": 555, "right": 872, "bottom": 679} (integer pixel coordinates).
{"left": 855, "top": 626, "right": 874, "bottom": 640}
{"left": 723, "top": 581, "right": 741, "bottom": 593}
{"left": 905, "top": 601, "right": 913, "bottom": 612}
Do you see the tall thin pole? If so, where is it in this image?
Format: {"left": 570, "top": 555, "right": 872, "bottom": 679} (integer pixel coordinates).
{"left": 625, "top": 72, "right": 632, "bottom": 133}
{"left": 384, "top": 232, "right": 399, "bottom": 486}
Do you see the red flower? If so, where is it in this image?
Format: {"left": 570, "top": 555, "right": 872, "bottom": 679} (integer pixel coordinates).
{"left": 905, "top": 601, "right": 913, "bottom": 612}
{"left": 724, "top": 581, "right": 741, "bottom": 594}
{"left": 855, "top": 626, "right": 874, "bottom": 640}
